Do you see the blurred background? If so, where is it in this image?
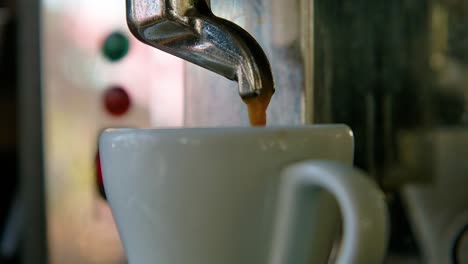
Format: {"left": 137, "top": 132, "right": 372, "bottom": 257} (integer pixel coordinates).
{"left": 2, "top": 0, "right": 468, "bottom": 263}
{"left": 2, "top": 0, "right": 184, "bottom": 263}
{"left": 0, "top": 0, "right": 20, "bottom": 263}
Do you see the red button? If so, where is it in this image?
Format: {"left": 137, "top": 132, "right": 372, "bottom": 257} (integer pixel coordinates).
{"left": 103, "top": 86, "right": 131, "bottom": 116}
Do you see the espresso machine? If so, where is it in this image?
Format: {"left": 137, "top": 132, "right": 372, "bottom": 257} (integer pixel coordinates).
{"left": 15, "top": 0, "right": 468, "bottom": 263}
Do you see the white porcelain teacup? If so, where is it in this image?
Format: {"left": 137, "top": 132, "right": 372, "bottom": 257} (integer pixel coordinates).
{"left": 99, "top": 125, "right": 388, "bottom": 264}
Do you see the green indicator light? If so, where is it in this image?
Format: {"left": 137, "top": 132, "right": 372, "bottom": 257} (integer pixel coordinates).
{"left": 102, "top": 31, "right": 130, "bottom": 62}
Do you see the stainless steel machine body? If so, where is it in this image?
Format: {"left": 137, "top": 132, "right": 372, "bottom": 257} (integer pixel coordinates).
{"left": 176, "top": 0, "right": 312, "bottom": 126}
{"left": 181, "top": 0, "right": 312, "bottom": 126}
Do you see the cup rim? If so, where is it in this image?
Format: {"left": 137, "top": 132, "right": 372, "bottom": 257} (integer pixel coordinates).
{"left": 100, "top": 124, "right": 351, "bottom": 135}
{"left": 98, "top": 125, "right": 354, "bottom": 149}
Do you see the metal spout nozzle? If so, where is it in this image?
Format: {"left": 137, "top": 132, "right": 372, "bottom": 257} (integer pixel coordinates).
{"left": 126, "top": 0, "right": 274, "bottom": 98}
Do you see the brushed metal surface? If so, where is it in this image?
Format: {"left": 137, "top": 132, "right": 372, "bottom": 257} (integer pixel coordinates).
{"left": 184, "top": 0, "right": 308, "bottom": 126}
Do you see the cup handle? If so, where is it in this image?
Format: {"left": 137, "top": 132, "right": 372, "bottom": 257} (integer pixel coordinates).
{"left": 269, "top": 160, "right": 388, "bottom": 264}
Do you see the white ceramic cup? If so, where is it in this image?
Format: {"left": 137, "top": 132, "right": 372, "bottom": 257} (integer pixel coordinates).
{"left": 99, "top": 125, "right": 388, "bottom": 264}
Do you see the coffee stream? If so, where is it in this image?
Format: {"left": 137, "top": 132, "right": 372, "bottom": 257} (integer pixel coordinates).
{"left": 243, "top": 90, "right": 274, "bottom": 127}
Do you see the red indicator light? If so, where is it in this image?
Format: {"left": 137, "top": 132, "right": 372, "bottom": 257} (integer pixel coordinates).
{"left": 103, "top": 86, "right": 131, "bottom": 116}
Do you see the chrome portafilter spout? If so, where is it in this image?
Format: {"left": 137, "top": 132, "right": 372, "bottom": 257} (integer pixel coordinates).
{"left": 126, "top": 0, "right": 274, "bottom": 99}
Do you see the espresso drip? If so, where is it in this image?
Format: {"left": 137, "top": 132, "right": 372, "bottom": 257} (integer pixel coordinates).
{"left": 243, "top": 90, "right": 274, "bottom": 127}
